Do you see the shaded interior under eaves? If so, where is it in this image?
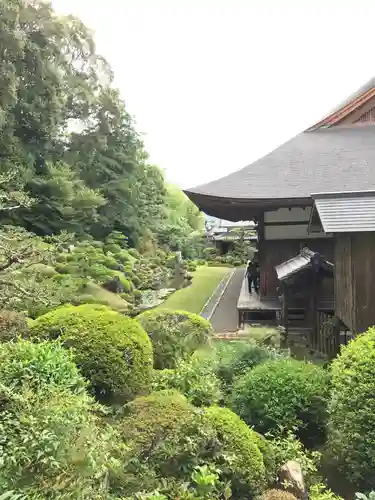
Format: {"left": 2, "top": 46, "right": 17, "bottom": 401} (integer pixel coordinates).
{"left": 184, "top": 76, "right": 375, "bottom": 221}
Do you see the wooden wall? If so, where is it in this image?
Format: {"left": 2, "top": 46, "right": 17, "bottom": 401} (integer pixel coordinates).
{"left": 334, "top": 234, "right": 354, "bottom": 330}
{"left": 335, "top": 232, "right": 375, "bottom": 333}
{"left": 259, "top": 238, "right": 334, "bottom": 297}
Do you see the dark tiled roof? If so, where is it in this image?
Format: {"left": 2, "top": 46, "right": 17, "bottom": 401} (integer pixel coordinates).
{"left": 185, "top": 126, "right": 375, "bottom": 201}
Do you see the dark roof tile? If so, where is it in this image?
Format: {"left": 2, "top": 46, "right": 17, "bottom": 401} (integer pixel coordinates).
{"left": 185, "top": 126, "right": 375, "bottom": 201}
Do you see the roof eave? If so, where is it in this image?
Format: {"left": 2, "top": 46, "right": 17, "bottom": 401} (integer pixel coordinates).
{"left": 184, "top": 191, "right": 313, "bottom": 221}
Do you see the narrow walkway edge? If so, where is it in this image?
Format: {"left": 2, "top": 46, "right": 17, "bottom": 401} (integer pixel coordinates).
{"left": 200, "top": 269, "right": 234, "bottom": 320}
{"left": 206, "top": 269, "right": 235, "bottom": 321}
{"left": 210, "top": 268, "right": 245, "bottom": 332}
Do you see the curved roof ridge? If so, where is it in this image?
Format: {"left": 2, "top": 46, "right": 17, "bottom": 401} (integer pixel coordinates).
{"left": 306, "top": 75, "right": 375, "bottom": 130}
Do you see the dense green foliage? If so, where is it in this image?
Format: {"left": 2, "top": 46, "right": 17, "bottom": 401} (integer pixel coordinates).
{"left": 152, "top": 352, "right": 222, "bottom": 406}
{"left": 202, "top": 406, "right": 266, "bottom": 498}
{"left": 137, "top": 309, "right": 213, "bottom": 369}
{"left": 0, "top": 340, "right": 117, "bottom": 497}
{"left": 2, "top": 0, "right": 374, "bottom": 497}
{"left": 0, "top": 0, "right": 202, "bottom": 255}
{"left": 114, "top": 391, "right": 266, "bottom": 499}
{"left": 215, "top": 340, "right": 288, "bottom": 392}
{"left": 0, "top": 309, "right": 28, "bottom": 341}
{"left": 230, "top": 359, "right": 330, "bottom": 446}
{"left": 30, "top": 304, "right": 153, "bottom": 402}
{"left": 327, "top": 327, "right": 375, "bottom": 490}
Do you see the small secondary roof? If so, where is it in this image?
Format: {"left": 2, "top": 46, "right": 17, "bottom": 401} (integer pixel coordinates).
{"left": 311, "top": 190, "right": 375, "bottom": 233}
{"left": 275, "top": 247, "right": 334, "bottom": 281}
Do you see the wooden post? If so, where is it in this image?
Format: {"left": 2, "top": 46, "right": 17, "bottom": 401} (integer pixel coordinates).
{"left": 281, "top": 281, "right": 289, "bottom": 348}
{"left": 257, "top": 213, "right": 265, "bottom": 298}
{"left": 310, "top": 265, "right": 318, "bottom": 350}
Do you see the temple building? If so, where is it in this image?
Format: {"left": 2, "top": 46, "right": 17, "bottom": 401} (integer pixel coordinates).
{"left": 185, "top": 77, "right": 375, "bottom": 355}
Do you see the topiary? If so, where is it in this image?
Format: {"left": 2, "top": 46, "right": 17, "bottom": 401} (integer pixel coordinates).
{"left": 0, "top": 310, "right": 29, "bottom": 342}
{"left": 230, "top": 359, "right": 330, "bottom": 446}
{"left": 202, "top": 406, "right": 267, "bottom": 498}
{"left": 115, "top": 391, "right": 266, "bottom": 499}
{"left": 137, "top": 309, "right": 213, "bottom": 369}
{"left": 29, "top": 304, "right": 153, "bottom": 403}
{"left": 327, "top": 327, "right": 375, "bottom": 490}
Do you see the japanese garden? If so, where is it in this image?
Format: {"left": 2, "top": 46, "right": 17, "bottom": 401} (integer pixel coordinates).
{"left": 1, "top": 1, "right": 375, "bottom": 499}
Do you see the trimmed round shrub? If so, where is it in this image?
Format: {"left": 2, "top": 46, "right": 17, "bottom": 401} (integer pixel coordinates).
{"left": 230, "top": 359, "right": 330, "bottom": 446}
{"left": 137, "top": 309, "right": 213, "bottom": 369}
{"left": 202, "top": 406, "right": 266, "bottom": 498}
{"left": 29, "top": 304, "right": 153, "bottom": 402}
{"left": 0, "top": 309, "right": 29, "bottom": 342}
{"left": 327, "top": 327, "right": 375, "bottom": 489}
{"left": 115, "top": 391, "right": 266, "bottom": 498}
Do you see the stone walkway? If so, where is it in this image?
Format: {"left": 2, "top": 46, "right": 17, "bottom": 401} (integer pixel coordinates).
{"left": 210, "top": 268, "right": 244, "bottom": 332}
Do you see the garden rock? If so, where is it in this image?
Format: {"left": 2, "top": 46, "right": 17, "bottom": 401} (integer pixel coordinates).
{"left": 278, "top": 461, "right": 306, "bottom": 499}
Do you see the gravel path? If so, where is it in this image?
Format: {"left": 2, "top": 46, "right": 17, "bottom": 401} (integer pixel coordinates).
{"left": 210, "top": 268, "right": 244, "bottom": 332}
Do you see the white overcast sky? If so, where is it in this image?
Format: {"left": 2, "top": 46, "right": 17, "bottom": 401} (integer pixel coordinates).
{"left": 52, "top": 0, "right": 375, "bottom": 188}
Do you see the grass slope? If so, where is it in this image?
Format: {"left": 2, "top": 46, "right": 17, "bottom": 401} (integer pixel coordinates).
{"left": 82, "top": 282, "right": 129, "bottom": 312}
{"left": 158, "top": 266, "right": 230, "bottom": 314}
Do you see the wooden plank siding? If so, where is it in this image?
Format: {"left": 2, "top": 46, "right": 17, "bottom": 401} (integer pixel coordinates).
{"left": 334, "top": 234, "right": 354, "bottom": 330}
{"left": 334, "top": 232, "right": 375, "bottom": 333}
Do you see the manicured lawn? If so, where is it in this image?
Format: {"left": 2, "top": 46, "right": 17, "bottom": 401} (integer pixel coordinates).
{"left": 157, "top": 266, "right": 230, "bottom": 314}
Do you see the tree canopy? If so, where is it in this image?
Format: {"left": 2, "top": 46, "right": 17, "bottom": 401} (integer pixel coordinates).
{"left": 0, "top": 0, "right": 202, "bottom": 249}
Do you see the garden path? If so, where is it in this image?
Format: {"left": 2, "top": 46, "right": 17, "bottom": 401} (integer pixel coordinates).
{"left": 209, "top": 268, "right": 244, "bottom": 332}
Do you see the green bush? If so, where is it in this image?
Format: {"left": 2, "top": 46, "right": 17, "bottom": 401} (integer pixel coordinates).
{"left": 0, "top": 339, "right": 87, "bottom": 394}
{"left": 118, "top": 275, "right": 132, "bottom": 293}
{"left": 309, "top": 484, "right": 344, "bottom": 500}
{"left": 29, "top": 304, "right": 153, "bottom": 403}
{"left": 137, "top": 309, "right": 213, "bottom": 369}
{"left": 152, "top": 353, "right": 222, "bottom": 407}
{"left": 268, "top": 431, "right": 320, "bottom": 487}
{"left": 215, "top": 341, "right": 282, "bottom": 391}
{"left": 207, "top": 261, "right": 233, "bottom": 268}
{"left": 114, "top": 391, "right": 266, "bottom": 499}
{"left": 230, "top": 359, "right": 330, "bottom": 446}
{"left": 0, "top": 310, "right": 29, "bottom": 342}
{"left": 132, "top": 275, "right": 141, "bottom": 287}
{"left": 327, "top": 327, "right": 375, "bottom": 489}
{"left": 202, "top": 406, "right": 266, "bottom": 498}
{"left": 0, "top": 341, "right": 116, "bottom": 496}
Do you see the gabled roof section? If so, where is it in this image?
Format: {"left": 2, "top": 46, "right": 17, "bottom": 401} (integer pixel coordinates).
{"left": 311, "top": 191, "right": 375, "bottom": 233}
{"left": 306, "top": 76, "right": 375, "bottom": 131}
